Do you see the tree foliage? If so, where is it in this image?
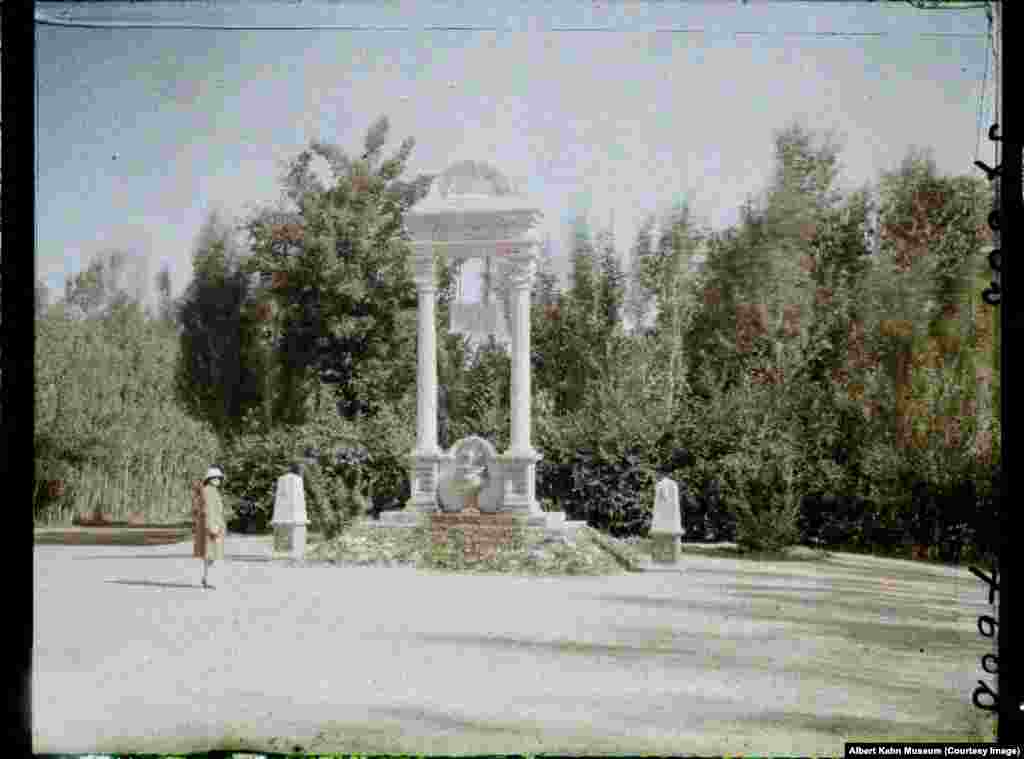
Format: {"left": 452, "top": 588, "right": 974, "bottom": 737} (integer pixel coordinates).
{"left": 35, "top": 294, "right": 220, "bottom": 523}
{"left": 240, "top": 116, "right": 434, "bottom": 424}
{"left": 32, "top": 111, "right": 1000, "bottom": 565}
{"left": 174, "top": 209, "right": 264, "bottom": 440}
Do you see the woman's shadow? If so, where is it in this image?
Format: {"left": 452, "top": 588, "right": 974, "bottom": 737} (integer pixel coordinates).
{"left": 105, "top": 579, "right": 202, "bottom": 590}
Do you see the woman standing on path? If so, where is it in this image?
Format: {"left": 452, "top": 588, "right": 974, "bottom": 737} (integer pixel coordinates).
{"left": 192, "top": 466, "right": 227, "bottom": 589}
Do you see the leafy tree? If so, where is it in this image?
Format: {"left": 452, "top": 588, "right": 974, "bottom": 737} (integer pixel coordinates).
{"left": 443, "top": 337, "right": 511, "bottom": 450}
{"left": 532, "top": 233, "right": 561, "bottom": 309}
{"left": 639, "top": 203, "right": 704, "bottom": 416}
{"left": 35, "top": 293, "right": 220, "bottom": 524}
{"left": 626, "top": 213, "right": 658, "bottom": 332}
{"left": 240, "top": 116, "right": 434, "bottom": 423}
{"left": 174, "top": 209, "right": 263, "bottom": 440}
{"left": 568, "top": 215, "right": 599, "bottom": 311}
{"left": 853, "top": 149, "right": 991, "bottom": 454}
{"left": 683, "top": 200, "right": 770, "bottom": 398}
{"left": 62, "top": 249, "right": 140, "bottom": 320}
{"left": 153, "top": 263, "right": 177, "bottom": 329}
{"left": 435, "top": 252, "right": 470, "bottom": 450}
{"left": 595, "top": 223, "right": 628, "bottom": 347}
{"left": 681, "top": 123, "right": 865, "bottom": 419}
{"left": 548, "top": 215, "right": 608, "bottom": 413}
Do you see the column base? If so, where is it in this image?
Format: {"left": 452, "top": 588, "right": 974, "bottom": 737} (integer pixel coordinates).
{"left": 497, "top": 448, "right": 543, "bottom": 515}
{"left": 405, "top": 448, "right": 453, "bottom": 515}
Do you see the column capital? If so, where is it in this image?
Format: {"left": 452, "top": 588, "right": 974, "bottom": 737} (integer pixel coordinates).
{"left": 411, "top": 252, "right": 438, "bottom": 291}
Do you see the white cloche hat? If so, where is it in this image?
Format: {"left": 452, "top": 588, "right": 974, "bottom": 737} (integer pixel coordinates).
{"left": 204, "top": 467, "right": 225, "bottom": 484}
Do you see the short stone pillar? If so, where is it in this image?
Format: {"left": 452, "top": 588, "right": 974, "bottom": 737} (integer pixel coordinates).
{"left": 649, "top": 477, "right": 684, "bottom": 564}
{"left": 271, "top": 470, "right": 309, "bottom": 559}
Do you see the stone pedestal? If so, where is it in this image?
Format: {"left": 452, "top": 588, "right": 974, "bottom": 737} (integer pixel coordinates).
{"left": 406, "top": 449, "right": 451, "bottom": 515}
{"left": 498, "top": 449, "right": 543, "bottom": 516}
{"left": 270, "top": 471, "right": 309, "bottom": 560}
{"left": 649, "top": 477, "right": 683, "bottom": 565}
{"left": 650, "top": 532, "right": 682, "bottom": 564}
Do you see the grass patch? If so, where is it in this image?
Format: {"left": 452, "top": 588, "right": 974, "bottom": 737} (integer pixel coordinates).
{"left": 590, "top": 534, "right": 833, "bottom": 565}
{"left": 33, "top": 527, "right": 194, "bottom": 546}
{"left": 679, "top": 543, "right": 833, "bottom": 563}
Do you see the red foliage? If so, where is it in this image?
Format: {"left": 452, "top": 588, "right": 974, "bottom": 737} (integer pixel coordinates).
{"left": 734, "top": 302, "right": 768, "bottom": 354}
{"left": 751, "top": 366, "right": 784, "bottom": 386}
{"left": 274, "top": 222, "right": 304, "bottom": 244}
{"left": 703, "top": 286, "right": 722, "bottom": 307}
{"left": 940, "top": 302, "right": 961, "bottom": 321}
{"left": 255, "top": 302, "right": 274, "bottom": 322}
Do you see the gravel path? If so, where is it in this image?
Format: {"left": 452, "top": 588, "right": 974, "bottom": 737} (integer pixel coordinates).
{"left": 34, "top": 533, "right": 996, "bottom": 755}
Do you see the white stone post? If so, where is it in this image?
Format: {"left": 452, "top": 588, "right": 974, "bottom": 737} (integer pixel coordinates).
{"left": 270, "top": 471, "right": 309, "bottom": 560}
{"left": 499, "top": 249, "right": 543, "bottom": 521}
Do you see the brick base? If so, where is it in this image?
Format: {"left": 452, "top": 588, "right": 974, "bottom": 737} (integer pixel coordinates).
{"left": 430, "top": 511, "right": 522, "bottom": 563}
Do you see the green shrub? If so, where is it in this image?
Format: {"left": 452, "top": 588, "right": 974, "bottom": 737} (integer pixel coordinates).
{"left": 533, "top": 335, "right": 673, "bottom": 537}
{"left": 355, "top": 393, "right": 417, "bottom": 510}
{"left": 716, "top": 444, "right": 803, "bottom": 554}
{"left": 730, "top": 488, "right": 802, "bottom": 554}
{"left": 34, "top": 301, "right": 223, "bottom": 525}
{"left": 537, "top": 444, "right": 661, "bottom": 538}
{"left": 308, "top": 462, "right": 372, "bottom": 541}
{"left": 220, "top": 421, "right": 302, "bottom": 532}
{"left": 220, "top": 385, "right": 402, "bottom": 534}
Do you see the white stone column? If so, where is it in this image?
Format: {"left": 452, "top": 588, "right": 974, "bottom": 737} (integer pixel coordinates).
{"left": 415, "top": 258, "right": 439, "bottom": 454}
{"left": 508, "top": 257, "right": 535, "bottom": 454}
{"left": 498, "top": 249, "right": 543, "bottom": 520}
{"left": 403, "top": 251, "right": 444, "bottom": 517}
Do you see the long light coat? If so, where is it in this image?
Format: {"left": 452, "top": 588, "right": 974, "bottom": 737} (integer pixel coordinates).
{"left": 192, "top": 480, "right": 227, "bottom": 561}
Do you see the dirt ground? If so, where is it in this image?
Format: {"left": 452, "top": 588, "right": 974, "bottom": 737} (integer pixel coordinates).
{"left": 33, "top": 532, "right": 997, "bottom": 755}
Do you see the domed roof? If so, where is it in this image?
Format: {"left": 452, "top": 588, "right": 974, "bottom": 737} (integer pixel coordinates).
{"left": 436, "top": 160, "right": 515, "bottom": 198}
{"left": 406, "top": 159, "right": 541, "bottom": 227}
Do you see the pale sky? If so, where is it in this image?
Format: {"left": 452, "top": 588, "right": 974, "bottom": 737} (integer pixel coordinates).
{"left": 35, "top": 0, "right": 993, "bottom": 316}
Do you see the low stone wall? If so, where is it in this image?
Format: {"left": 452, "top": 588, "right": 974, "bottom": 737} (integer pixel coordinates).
{"left": 430, "top": 511, "right": 521, "bottom": 563}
